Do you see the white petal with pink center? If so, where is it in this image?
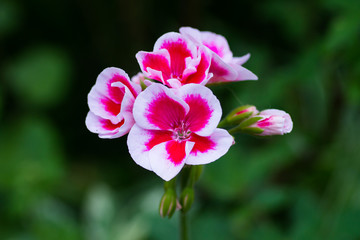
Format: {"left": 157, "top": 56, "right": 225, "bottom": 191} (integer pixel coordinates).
{"left": 127, "top": 83, "right": 233, "bottom": 180}
{"left": 176, "top": 83, "right": 221, "bottom": 136}
{"left": 86, "top": 67, "right": 141, "bottom": 138}
{"left": 180, "top": 26, "right": 258, "bottom": 83}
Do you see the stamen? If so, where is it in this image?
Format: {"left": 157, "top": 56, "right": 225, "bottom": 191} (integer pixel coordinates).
{"left": 173, "top": 123, "right": 191, "bottom": 141}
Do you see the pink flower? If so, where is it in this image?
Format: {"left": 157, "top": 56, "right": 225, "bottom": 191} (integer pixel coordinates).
{"left": 131, "top": 72, "right": 146, "bottom": 85}
{"left": 250, "top": 109, "right": 293, "bottom": 136}
{"left": 86, "top": 67, "right": 141, "bottom": 138}
{"left": 179, "top": 27, "right": 258, "bottom": 84}
{"left": 127, "top": 83, "right": 234, "bottom": 181}
{"left": 136, "top": 32, "right": 212, "bottom": 88}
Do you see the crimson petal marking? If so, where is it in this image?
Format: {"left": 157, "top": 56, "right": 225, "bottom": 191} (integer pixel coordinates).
{"left": 100, "top": 97, "right": 121, "bottom": 116}
{"left": 100, "top": 118, "right": 124, "bottom": 131}
{"left": 149, "top": 140, "right": 195, "bottom": 181}
{"left": 147, "top": 92, "right": 187, "bottom": 130}
{"left": 145, "top": 130, "right": 173, "bottom": 151}
{"left": 183, "top": 46, "right": 212, "bottom": 85}
{"left": 184, "top": 94, "right": 213, "bottom": 132}
{"left": 188, "top": 133, "right": 216, "bottom": 154}
{"left": 186, "top": 129, "right": 234, "bottom": 165}
{"left": 163, "top": 38, "right": 192, "bottom": 79}
{"left": 133, "top": 83, "right": 189, "bottom": 130}
{"left": 179, "top": 84, "right": 221, "bottom": 136}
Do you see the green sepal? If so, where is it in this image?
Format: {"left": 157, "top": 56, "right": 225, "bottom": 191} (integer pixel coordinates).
{"left": 240, "top": 127, "right": 264, "bottom": 135}
{"left": 159, "top": 189, "right": 177, "bottom": 218}
{"left": 230, "top": 111, "right": 253, "bottom": 124}
{"left": 238, "top": 116, "right": 263, "bottom": 128}
{"left": 139, "top": 79, "right": 147, "bottom": 90}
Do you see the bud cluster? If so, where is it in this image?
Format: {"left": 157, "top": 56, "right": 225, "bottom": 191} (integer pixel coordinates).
{"left": 222, "top": 106, "right": 293, "bottom": 136}
{"left": 159, "top": 165, "right": 203, "bottom": 218}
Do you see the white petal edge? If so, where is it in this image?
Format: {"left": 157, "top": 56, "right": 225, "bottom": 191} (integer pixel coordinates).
{"left": 127, "top": 124, "right": 154, "bottom": 170}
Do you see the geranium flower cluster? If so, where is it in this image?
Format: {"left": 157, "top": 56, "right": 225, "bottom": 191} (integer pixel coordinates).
{"left": 85, "top": 27, "right": 292, "bottom": 181}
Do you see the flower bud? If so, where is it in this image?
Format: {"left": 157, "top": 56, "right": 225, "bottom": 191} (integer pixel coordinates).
{"left": 221, "top": 105, "right": 258, "bottom": 127}
{"left": 131, "top": 72, "right": 149, "bottom": 90}
{"left": 180, "top": 187, "right": 194, "bottom": 213}
{"left": 159, "top": 189, "right": 177, "bottom": 218}
{"left": 243, "top": 109, "right": 293, "bottom": 136}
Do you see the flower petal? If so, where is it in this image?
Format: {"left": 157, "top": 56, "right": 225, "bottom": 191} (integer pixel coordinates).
{"left": 208, "top": 53, "right": 238, "bottom": 81}
{"left": 177, "top": 84, "right": 222, "bottom": 136}
{"left": 85, "top": 111, "right": 133, "bottom": 139}
{"left": 154, "top": 32, "right": 199, "bottom": 81}
{"left": 186, "top": 129, "right": 234, "bottom": 165}
{"left": 180, "top": 27, "right": 233, "bottom": 60}
{"left": 179, "top": 26, "right": 202, "bottom": 43}
{"left": 230, "top": 63, "right": 258, "bottom": 81}
{"left": 133, "top": 83, "right": 189, "bottom": 130}
{"left": 136, "top": 50, "right": 171, "bottom": 83}
{"left": 149, "top": 140, "right": 195, "bottom": 181}
{"left": 127, "top": 124, "right": 173, "bottom": 170}
{"left": 232, "top": 53, "right": 250, "bottom": 65}
{"left": 199, "top": 31, "right": 233, "bottom": 61}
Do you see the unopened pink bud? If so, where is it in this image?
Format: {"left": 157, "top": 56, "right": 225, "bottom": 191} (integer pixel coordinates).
{"left": 251, "top": 109, "right": 293, "bottom": 136}
{"left": 131, "top": 72, "right": 145, "bottom": 85}
{"left": 234, "top": 105, "right": 258, "bottom": 117}
{"left": 220, "top": 105, "right": 258, "bottom": 127}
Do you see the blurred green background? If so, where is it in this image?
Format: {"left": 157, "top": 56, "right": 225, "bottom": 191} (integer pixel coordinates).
{"left": 1, "top": 0, "right": 360, "bottom": 239}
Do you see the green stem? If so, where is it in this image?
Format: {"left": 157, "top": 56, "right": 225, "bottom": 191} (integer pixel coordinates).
{"left": 180, "top": 211, "right": 188, "bottom": 240}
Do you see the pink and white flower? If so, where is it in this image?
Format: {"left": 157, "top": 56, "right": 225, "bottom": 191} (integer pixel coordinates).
{"left": 127, "top": 83, "right": 234, "bottom": 181}
{"left": 86, "top": 67, "right": 142, "bottom": 138}
{"left": 136, "top": 32, "right": 212, "bottom": 88}
{"left": 250, "top": 109, "right": 293, "bottom": 136}
{"left": 180, "top": 27, "right": 258, "bottom": 84}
